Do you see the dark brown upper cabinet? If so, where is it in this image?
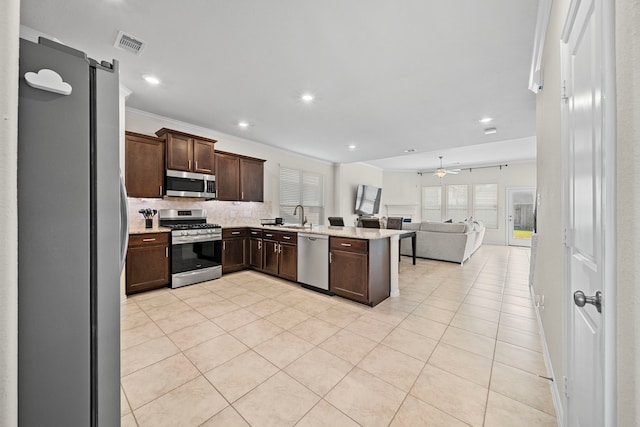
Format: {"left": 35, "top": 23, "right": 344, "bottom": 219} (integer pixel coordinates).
{"left": 125, "top": 131, "right": 165, "bottom": 198}
{"left": 155, "top": 128, "right": 217, "bottom": 174}
{"left": 215, "top": 150, "right": 265, "bottom": 202}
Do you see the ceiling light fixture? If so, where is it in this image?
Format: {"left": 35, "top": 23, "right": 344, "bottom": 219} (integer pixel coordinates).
{"left": 479, "top": 117, "right": 493, "bottom": 124}
{"left": 238, "top": 121, "right": 249, "bottom": 128}
{"left": 348, "top": 144, "right": 357, "bottom": 151}
{"left": 404, "top": 148, "right": 417, "bottom": 153}
{"left": 142, "top": 74, "right": 160, "bottom": 85}
{"left": 484, "top": 127, "right": 497, "bottom": 135}
{"left": 301, "top": 93, "right": 315, "bottom": 103}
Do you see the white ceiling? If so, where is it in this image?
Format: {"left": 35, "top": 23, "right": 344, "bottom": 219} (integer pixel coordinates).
{"left": 20, "top": 0, "right": 539, "bottom": 171}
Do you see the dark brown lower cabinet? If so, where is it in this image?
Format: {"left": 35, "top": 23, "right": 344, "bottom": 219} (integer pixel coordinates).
{"left": 249, "top": 229, "right": 263, "bottom": 271}
{"left": 126, "top": 232, "right": 170, "bottom": 295}
{"left": 278, "top": 242, "right": 297, "bottom": 281}
{"left": 329, "top": 236, "right": 390, "bottom": 306}
{"left": 222, "top": 228, "right": 248, "bottom": 274}
{"left": 261, "top": 231, "right": 297, "bottom": 281}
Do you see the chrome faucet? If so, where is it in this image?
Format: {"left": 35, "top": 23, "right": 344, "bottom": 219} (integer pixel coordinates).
{"left": 293, "top": 204, "right": 307, "bottom": 226}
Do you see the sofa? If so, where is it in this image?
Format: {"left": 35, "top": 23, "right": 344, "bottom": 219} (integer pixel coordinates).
{"left": 400, "top": 220, "right": 485, "bottom": 264}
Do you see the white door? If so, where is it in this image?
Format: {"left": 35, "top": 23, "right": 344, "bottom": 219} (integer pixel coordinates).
{"left": 506, "top": 187, "right": 535, "bottom": 247}
{"left": 562, "top": 0, "right": 616, "bottom": 425}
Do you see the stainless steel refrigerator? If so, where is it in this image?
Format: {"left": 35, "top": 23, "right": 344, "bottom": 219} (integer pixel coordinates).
{"left": 18, "top": 37, "right": 127, "bottom": 426}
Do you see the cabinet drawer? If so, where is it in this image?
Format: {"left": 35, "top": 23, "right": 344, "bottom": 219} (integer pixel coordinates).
{"left": 249, "top": 229, "right": 263, "bottom": 238}
{"left": 277, "top": 231, "right": 297, "bottom": 244}
{"left": 262, "top": 231, "right": 278, "bottom": 240}
{"left": 223, "top": 228, "right": 248, "bottom": 238}
{"left": 129, "top": 232, "right": 169, "bottom": 247}
{"left": 330, "top": 237, "right": 367, "bottom": 253}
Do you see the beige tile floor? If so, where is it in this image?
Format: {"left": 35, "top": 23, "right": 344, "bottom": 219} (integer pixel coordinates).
{"left": 121, "top": 245, "right": 557, "bottom": 427}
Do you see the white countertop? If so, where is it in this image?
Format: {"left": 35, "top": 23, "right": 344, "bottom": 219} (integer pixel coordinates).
{"left": 255, "top": 224, "right": 404, "bottom": 240}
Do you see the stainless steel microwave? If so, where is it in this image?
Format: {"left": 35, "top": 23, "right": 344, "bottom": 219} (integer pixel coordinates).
{"left": 165, "top": 169, "right": 216, "bottom": 199}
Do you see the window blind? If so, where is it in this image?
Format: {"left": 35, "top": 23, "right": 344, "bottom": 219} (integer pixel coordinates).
{"left": 280, "top": 167, "right": 324, "bottom": 224}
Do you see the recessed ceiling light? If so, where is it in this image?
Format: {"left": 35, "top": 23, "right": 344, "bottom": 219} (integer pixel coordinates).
{"left": 484, "top": 127, "right": 497, "bottom": 135}
{"left": 301, "top": 93, "right": 315, "bottom": 103}
{"left": 142, "top": 74, "right": 160, "bottom": 85}
{"left": 348, "top": 144, "right": 357, "bottom": 151}
{"left": 479, "top": 117, "right": 493, "bottom": 124}
{"left": 404, "top": 148, "right": 417, "bottom": 153}
{"left": 238, "top": 121, "right": 249, "bottom": 128}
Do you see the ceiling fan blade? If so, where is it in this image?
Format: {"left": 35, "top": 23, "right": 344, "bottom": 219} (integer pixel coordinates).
{"left": 446, "top": 170, "right": 460, "bottom": 174}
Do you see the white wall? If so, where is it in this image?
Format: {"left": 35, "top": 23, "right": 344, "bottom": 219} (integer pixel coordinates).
{"left": 535, "top": 1, "right": 640, "bottom": 423}
{"left": 0, "top": 0, "right": 19, "bottom": 425}
{"left": 126, "top": 108, "right": 336, "bottom": 223}
{"left": 336, "top": 163, "right": 384, "bottom": 225}
{"left": 381, "top": 162, "right": 536, "bottom": 245}
{"left": 615, "top": 0, "right": 640, "bottom": 423}
{"left": 532, "top": 0, "right": 569, "bottom": 417}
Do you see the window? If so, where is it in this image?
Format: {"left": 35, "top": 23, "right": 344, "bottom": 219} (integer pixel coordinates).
{"left": 446, "top": 184, "right": 468, "bottom": 222}
{"left": 421, "top": 186, "right": 442, "bottom": 221}
{"left": 473, "top": 184, "right": 498, "bottom": 228}
{"left": 279, "top": 167, "right": 324, "bottom": 224}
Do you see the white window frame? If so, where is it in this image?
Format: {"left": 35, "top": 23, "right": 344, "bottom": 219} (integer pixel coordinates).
{"left": 473, "top": 183, "right": 498, "bottom": 228}
{"left": 421, "top": 186, "right": 442, "bottom": 221}
{"left": 279, "top": 167, "right": 325, "bottom": 225}
{"left": 445, "top": 184, "right": 469, "bottom": 222}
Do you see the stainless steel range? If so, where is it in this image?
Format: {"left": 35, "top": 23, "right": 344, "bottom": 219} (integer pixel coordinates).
{"left": 159, "top": 209, "right": 222, "bottom": 288}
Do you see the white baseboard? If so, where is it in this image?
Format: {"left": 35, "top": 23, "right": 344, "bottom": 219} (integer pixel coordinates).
{"left": 530, "top": 285, "right": 565, "bottom": 427}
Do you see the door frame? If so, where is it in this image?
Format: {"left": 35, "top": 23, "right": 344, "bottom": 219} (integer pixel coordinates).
{"left": 561, "top": 0, "right": 617, "bottom": 425}
{"left": 505, "top": 187, "right": 536, "bottom": 247}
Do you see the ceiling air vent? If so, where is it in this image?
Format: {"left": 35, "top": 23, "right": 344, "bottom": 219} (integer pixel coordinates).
{"left": 113, "top": 31, "right": 146, "bottom": 55}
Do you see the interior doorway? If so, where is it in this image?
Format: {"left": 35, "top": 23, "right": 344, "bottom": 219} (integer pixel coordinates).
{"left": 506, "top": 187, "right": 535, "bottom": 247}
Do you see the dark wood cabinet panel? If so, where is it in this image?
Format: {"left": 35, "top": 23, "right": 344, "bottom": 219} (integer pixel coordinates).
{"left": 330, "top": 250, "right": 368, "bottom": 303}
{"left": 156, "top": 128, "right": 217, "bottom": 174}
{"left": 261, "top": 231, "right": 297, "bottom": 281}
{"left": 215, "top": 150, "right": 265, "bottom": 202}
{"left": 240, "top": 158, "right": 264, "bottom": 202}
{"left": 222, "top": 229, "right": 247, "bottom": 274}
{"left": 278, "top": 243, "right": 297, "bottom": 281}
{"left": 126, "top": 232, "right": 170, "bottom": 295}
{"left": 125, "top": 131, "right": 165, "bottom": 198}
{"left": 215, "top": 152, "right": 240, "bottom": 201}
{"left": 193, "top": 139, "right": 215, "bottom": 174}
{"left": 329, "top": 237, "right": 389, "bottom": 306}
{"left": 165, "top": 132, "right": 192, "bottom": 172}
{"left": 262, "top": 239, "right": 279, "bottom": 275}
{"left": 249, "top": 238, "right": 263, "bottom": 270}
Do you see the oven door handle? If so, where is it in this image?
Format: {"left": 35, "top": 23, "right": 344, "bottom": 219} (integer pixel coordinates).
{"left": 172, "top": 235, "right": 222, "bottom": 245}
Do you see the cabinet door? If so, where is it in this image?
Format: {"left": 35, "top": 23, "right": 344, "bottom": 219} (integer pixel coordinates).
{"left": 330, "top": 250, "right": 368, "bottom": 303}
{"left": 222, "top": 237, "right": 246, "bottom": 273}
{"left": 240, "top": 158, "right": 264, "bottom": 202}
{"left": 166, "top": 133, "right": 192, "bottom": 171}
{"left": 263, "top": 240, "right": 279, "bottom": 275}
{"left": 125, "top": 133, "right": 164, "bottom": 198}
{"left": 215, "top": 152, "right": 240, "bottom": 201}
{"left": 126, "top": 245, "right": 169, "bottom": 294}
{"left": 249, "top": 238, "right": 263, "bottom": 270}
{"left": 193, "top": 139, "right": 215, "bottom": 174}
{"left": 279, "top": 242, "right": 297, "bottom": 281}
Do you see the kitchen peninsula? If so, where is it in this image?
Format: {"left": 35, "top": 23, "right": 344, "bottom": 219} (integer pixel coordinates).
{"left": 231, "top": 224, "right": 404, "bottom": 306}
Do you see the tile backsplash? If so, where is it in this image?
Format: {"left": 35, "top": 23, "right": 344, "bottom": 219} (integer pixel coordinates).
{"left": 128, "top": 198, "right": 274, "bottom": 228}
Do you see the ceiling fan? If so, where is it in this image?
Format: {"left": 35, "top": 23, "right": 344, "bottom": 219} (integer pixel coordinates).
{"left": 434, "top": 156, "right": 461, "bottom": 177}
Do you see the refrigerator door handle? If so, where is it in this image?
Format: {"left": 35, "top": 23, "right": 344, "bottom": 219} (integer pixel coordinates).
{"left": 119, "top": 173, "right": 129, "bottom": 270}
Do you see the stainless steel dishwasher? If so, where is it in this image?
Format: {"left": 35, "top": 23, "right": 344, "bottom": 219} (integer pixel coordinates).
{"left": 297, "top": 233, "right": 329, "bottom": 291}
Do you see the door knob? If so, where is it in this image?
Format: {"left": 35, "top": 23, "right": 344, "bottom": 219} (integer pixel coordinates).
{"left": 573, "top": 290, "right": 602, "bottom": 313}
